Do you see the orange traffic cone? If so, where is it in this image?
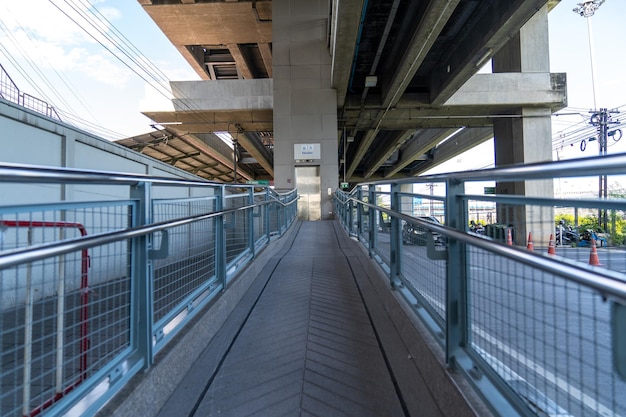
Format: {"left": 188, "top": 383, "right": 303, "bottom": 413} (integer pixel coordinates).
{"left": 547, "top": 233, "right": 556, "bottom": 255}
{"left": 526, "top": 232, "right": 534, "bottom": 251}
{"left": 588, "top": 239, "right": 601, "bottom": 266}
{"left": 506, "top": 229, "right": 513, "bottom": 246}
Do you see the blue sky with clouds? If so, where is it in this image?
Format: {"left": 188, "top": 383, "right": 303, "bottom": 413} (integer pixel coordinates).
{"left": 0, "top": 0, "right": 624, "bottom": 157}
{"left": 0, "top": 0, "right": 198, "bottom": 139}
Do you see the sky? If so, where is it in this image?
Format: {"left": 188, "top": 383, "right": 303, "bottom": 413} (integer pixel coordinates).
{"left": 0, "top": 0, "right": 199, "bottom": 140}
{"left": 0, "top": 1, "right": 625, "bottom": 160}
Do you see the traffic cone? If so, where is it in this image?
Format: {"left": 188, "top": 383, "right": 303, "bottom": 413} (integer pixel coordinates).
{"left": 506, "top": 229, "right": 513, "bottom": 246}
{"left": 588, "top": 239, "right": 601, "bottom": 266}
{"left": 547, "top": 234, "right": 556, "bottom": 255}
{"left": 526, "top": 232, "right": 534, "bottom": 251}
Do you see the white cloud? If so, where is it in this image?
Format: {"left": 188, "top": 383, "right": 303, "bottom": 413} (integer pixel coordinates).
{"left": 80, "top": 53, "right": 133, "bottom": 86}
{"left": 0, "top": 1, "right": 132, "bottom": 87}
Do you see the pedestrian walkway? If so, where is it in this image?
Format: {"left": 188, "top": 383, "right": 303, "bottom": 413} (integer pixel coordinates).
{"left": 156, "top": 221, "right": 407, "bottom": 417}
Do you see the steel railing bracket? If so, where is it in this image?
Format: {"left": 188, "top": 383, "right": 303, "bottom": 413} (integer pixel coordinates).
{"left": 149, "top": 230, "right": 169, "bottom": 259}
{"left": 426, "top": 232, "right": 447, "bottom": 260}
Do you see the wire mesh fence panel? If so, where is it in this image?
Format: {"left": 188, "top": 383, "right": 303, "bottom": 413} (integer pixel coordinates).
{"left": 370, "top": 207, "right": 389, "bottom": 266}
{"left": 253, "top": 193, "right": 267, "bottom": 244}
{"left": 269, "top": 201, "right": 281, "bottom": 236}
{"left": 224, "top": 194, "right": 251, "bottom": 265}
{"left": 152, "top": 197, "right": 218, "bottom": 324}
{"left": 370, "top": 190, "right": 391, "bottom": 265}
{"left": 0, "top": 243, "right": 131, "bottom": 417}
{"left": 0, "top": 63, "right": 20, "bottom": 103}
{"left": 398, "top": 195, "right": 447, "bottom": 322}
{"left": 0, "top": 202, "right": 133, "bottom": 417}
{"left": 152, "top": 219, "right": 217, "bottom": 324}
{"left": 348, "top": 202, "right": 357, "bottom": 235}
{"left": 467, "top": 246, "right": 626, "bottom": 416}
{"left": 360, "top": 202, "right": 370, "bottom": 244}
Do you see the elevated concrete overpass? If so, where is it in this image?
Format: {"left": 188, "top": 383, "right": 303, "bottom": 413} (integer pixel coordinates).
{"left": 131, "top": 0, "right": 566, "bottom": 219}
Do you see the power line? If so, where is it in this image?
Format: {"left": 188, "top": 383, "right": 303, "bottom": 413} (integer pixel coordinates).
{"left": 0, "top": 4, "right": 102, "bottom": 124}
{"left": 50, "top": 0, "right": 242, "bottom": 135}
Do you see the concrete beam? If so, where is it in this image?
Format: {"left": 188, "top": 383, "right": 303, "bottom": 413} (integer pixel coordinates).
{"left": 177, "top": 45, "right": 210, "bottom": 80}
{"left": 384, "top": 128, "right": 458, "bottom": 178}
{"left": 342, "top": 0, "right": 460, "bottom": 171}
{"left": 258, "top": 43, "right": 272, "bottom": 78}
{"left": 141, "top": 2, "right": 272, "bottom": 45}
{"left": 239, "top": 132, "right": 274, "bottom": 177}
{"left": 143, "top": 109, "right": 273, "bottom": 134}
{"left": 346, "top": 128, "right": 379, "bottom": 179}
{"left": 170, "top": 130, "right": 254, "bottom": 181}
{"left": 228, "top": 44, "right": 253, "bottom": 79}
{"left": 363, "top": 130, "right": 415, "bottom": 179}
{"left": 429, "top": 0, "right": 547, "bottom": 106}
{"left": 331, "top": 0, "right": 365, "bottom": 108}
{"left": 444, "top": 73, "right": 567, "bottom": 109}
{"left": 170, "top": 79, "right": 272, "bottom": 111}
{"left": 380, "top": 0, "right": 460, "bottom": 109}
{"left": 340, "top": 72, "right": 566, "bottom": 130}
{"left": 410, "top": 127, "right": 493, "bottom": 176}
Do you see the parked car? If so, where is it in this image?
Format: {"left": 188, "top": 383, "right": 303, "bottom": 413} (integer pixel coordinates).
{"left": 402, "top": 216, "right": 444, "bottom": 246}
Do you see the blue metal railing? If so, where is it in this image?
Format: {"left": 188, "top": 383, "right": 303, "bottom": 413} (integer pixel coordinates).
{"left": 0, "top": 162, "right": 297, "bottom": 417}
{"left": 335, "top": 153, "right": 626, "bottom": 417}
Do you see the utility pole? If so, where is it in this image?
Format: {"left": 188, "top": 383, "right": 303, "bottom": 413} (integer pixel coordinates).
{"left": 573, "top": 1, "right": 606, "bottom": 229}
{"left": 590, "top": 108, "right": 620, "bottom": 230}
{"left": 591, "top": 108, "right": 608, "bottom": 228}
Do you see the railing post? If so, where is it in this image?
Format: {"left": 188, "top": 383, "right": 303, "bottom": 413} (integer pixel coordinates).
{"left": 357, "top": 186, "right": 363, "bottom": 237}
{"left": 444, "top": 178, "right": 468, "bottom": 367}
{"left": 346, "top": 193, "right": 351, "bottom": 231}
{"left": 130, "top": 181, "right": 154, "bottom": 367}
{"left": 265, "top": 188, "right": 271, "bottom": 242}
{"left": 216, "top": 186, "right": 226, "bottom": 290}
{"left": 290, "top": 188, "right": 298, "bottom": 223}
{"left": 390, "top": 183, "right": 402, "bottom": 288}
{"left": 248, "top": 187, "right": 255, "bottom": 257}
{"left": 368, "top": 187, "right": 376, "bottom": 257}
{"left": 279, "top": 195, "right": 285, "bottom": 234}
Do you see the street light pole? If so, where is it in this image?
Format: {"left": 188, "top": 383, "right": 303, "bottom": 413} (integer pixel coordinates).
{"left": 573, "top": 1, "right": 607, "bottom": 229}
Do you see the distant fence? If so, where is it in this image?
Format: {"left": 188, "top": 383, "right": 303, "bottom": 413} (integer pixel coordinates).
{"left": 0, "top": 63, "right": 61, "bottom": 121}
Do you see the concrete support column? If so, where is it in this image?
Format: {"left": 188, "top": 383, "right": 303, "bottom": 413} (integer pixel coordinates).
{"left": 492, "top": 5, "right": 554, "bottom": 245}
{"left": 400, "top": 184, "right": 414, "bottom": 216}
{"left": 273, "top": 1, "right": 338, "bottom": 220}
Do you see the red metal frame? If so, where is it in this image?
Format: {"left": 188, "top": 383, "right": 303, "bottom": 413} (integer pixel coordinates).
{"left": 0, "top": 220, "right": 90, "bottom": 416}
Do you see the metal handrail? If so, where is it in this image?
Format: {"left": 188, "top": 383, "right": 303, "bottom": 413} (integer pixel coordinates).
{"left": 0, "top": 162, "right": 223, "bottom": 186}
{"left": 358, "top": 152, "right": 626, "bottom": 186}
{"left": 0, "top": 190, "right": 299, "bottom": 271}
{"left": 0, "top": 163, "right": 290, "bottom": 205}
{"left": 0, "top": 204, "right": 256, "bottom": 270}
{"left": 269, "top": 194, "right": 299, "bottom": 207}
{"left": 338, "top": 195, "right": 626, "bottom": 304}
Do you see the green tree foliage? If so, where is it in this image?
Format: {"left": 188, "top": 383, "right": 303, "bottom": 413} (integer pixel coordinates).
{"left": 555, "top": 213, "right": 574, "bottom": 227}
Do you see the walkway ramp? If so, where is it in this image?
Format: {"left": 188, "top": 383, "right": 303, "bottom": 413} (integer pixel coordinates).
{"left": 157, "top": 221, "right": 408, "bottom": 417}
